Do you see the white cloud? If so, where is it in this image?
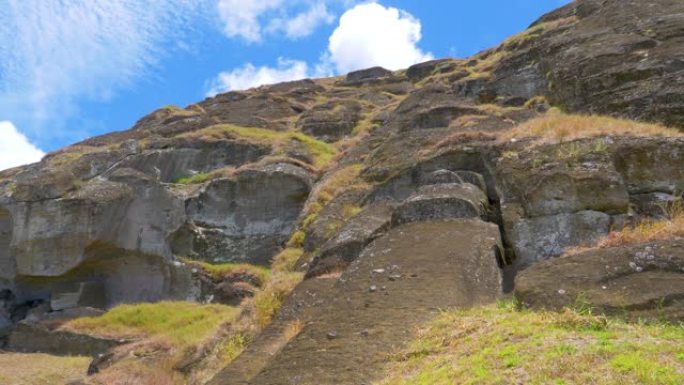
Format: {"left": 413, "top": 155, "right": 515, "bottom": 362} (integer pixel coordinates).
{"left": 217, "top": 0, "right": 283, "bottom": 43}
{"left": 268, "top": 3, "right": 335, "bottom": 40}
{"left": 0, "top": 121, "right": 45, "bottom": 171}
{"left": 207, "top": 58, "right": 310, "bottom": 94}
{"left": 217, "top": 0, "right": 336, "bottom": 43}
{"left": 208, "top": 2, "right": 432, "bottom": 94}
{"left": 0, "top": 0, "right": 202, "bottom": 142}
{"left": 326, "top": 2, "right": 433, "bottom": 73}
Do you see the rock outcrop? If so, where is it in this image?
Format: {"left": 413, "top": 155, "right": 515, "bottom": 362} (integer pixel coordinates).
{"left": 515, "top": 240, "right": 684, "bottom": 321}
{"left": 1, "top": 0, "right": 684, "bottom": 382}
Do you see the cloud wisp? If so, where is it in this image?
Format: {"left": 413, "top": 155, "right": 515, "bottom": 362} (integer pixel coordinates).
{"left": 207, "top": 59, "right": 310, "bottom": 96}
{"left": 217, "top": 0, "right": 336, "bottom": 43}
{"left": 209, "top": 2, "right": 433, "bottom": 94}
{"left": 0, "top": 0, "right": 202, "bottom": 144}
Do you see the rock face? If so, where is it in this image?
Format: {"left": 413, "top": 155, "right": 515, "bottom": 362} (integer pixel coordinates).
{"left": 297, "top": 100, "right": 362, "bottom": 142}
{"left": 172, "top": 163, "right": 313, "bottom": 265}
{"left": 1, "top": 0, "right": 684, "bottom": 375}
{"left": 495, "top": 137, "right": 684, "bottom": 268}
{"left": 0, "top": 154, "right": 313, "bottom": 318}
{"left": 468, "top": 0, "right": 684, "bottom": 128}
{"left": 515, "top": 240, "right": 684, "bottom": 321}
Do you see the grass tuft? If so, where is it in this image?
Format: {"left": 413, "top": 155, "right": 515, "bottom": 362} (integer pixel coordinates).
{"left": 271, "top": 247, "right": 304, "bottom": 273}
{"left": 181, "top": 258, "right": 271, "bottom": 285}
{"left": 252, "top": 272, "right": 304, "bottom": 328}
{"left": 501, "top": 109, "right": 682, "bottom": 143}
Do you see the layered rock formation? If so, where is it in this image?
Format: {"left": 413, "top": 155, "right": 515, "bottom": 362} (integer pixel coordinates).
{"left": 1, "top": 0, "right": 684, "bottom": 383}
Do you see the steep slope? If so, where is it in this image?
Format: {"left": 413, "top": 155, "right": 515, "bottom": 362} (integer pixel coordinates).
{"left": 0, "top": 0, "right": 683, "bottom": 384}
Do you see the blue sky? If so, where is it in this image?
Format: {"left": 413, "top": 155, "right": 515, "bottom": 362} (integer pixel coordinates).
{"left": 0, "top": 0, "right": 571, "bottom": 170}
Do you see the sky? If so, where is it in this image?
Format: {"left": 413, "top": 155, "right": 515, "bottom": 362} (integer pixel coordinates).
{"left": 0, "top": 0, "right": 571, "bottom": 171}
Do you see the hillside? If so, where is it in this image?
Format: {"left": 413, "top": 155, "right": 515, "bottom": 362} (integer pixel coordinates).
{"left": 1, "top": 0, "right": 684, "bottom": 384}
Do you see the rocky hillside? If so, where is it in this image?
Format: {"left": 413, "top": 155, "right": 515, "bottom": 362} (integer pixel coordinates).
{"left": 1, "top": 0, "right": 684, "bottom": 384}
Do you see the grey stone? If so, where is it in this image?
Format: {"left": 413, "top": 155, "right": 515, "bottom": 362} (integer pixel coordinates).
{"left": 391, "top": 183, "right": 488, "bottom": 226}
{"left": 515, "top": 239, "right": 684, "bottom": 321}
{"left": 346, "top": 67, "right": 393, "bottom": 83}
{"left": 306, "top": 203, "right": 394, "bottom": 278}
{"left": 509, "top": 210, "right": 612, "bottom": 267}
{"left": 8, "top": 321, "right": 124, "bottom": 356}
{"left": 177, "top": 163, "right": 313, "bottom": 264}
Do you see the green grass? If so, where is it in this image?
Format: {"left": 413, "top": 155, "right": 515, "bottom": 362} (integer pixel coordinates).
{"left": 175, "top": 167, "right": 236, "bottom": 184}
{"left": 182, "top": 124, "right": 338, "bottom": 169}
{"left": 252, "top": 272, "right": 304, "bottom": 328}
{"left": 0, "top": 353, "right": 91, "bottom": 385}
{"left": 377, "top": 301, "right": 684, "bottom": 385}
{"left": 271, "top": 247, "right": 304, "bottom": 273}
{"left": 63, "top": 301, "right": 239, "bottom": 349}
{"left": 181, "top": 258, "right": 271, "bottom": 285}
{"left": 296, "top": 164, "right": 367, "bottom": 233}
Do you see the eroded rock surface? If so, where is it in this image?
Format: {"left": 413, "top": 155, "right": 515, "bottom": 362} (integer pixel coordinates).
{"left": 515, "top": 240, "right": 684, "bottom": 321}
{"left": 1, "top": 0, "right": 684, "bottom": 376}
{"left": 210, "top": 220, "right": 504, "bottom": 385}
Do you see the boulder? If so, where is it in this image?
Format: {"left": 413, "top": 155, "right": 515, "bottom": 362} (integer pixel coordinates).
{"left": 297, "top": 100, "right": 363, "bottom": 142}
{"left": 391, "top": 183, "right": 488, "bottom": 226}
{"left": 515, "top": 240, "right": 684, "bottom": 321}
{"left": 612, "top": 137, "right": 684, "bottom": 194}
{"left": 345, "top": 67, "right": 393, "bottom": 83}
{"left": 199, "top": 92, "right": 301, "bottom": 131}
{"left": 406, "top": 59, "right": 459, "bottom": 82}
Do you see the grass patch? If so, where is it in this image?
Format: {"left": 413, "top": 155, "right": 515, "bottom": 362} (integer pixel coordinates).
{"left": 0, "top": 353, "right": 91, "bottom": 385}
{"left": 300, "top": 164, "right": 367, "bottom": 229}
{"left": 252, "top": 272, "right": 304, "bottom": 328}
{"left": 175, "top": 167, "right": 236, "bottom": 184}
{"left": 501, "top": 109, "right": 682, "bottom": 143}
{"left": 181, "top": 258, "right": 270, "bottom": 285}
{"left": 63, "top": 301, "right": 239, "bottom": 349}
{"left": 377, "top": 302, "right": 684, "bottom": 385}
{"left": 271, "top": 247, "right": 304, "bottom": 273}
{"left": 181, "top": 124, "right": 338, "bottom": 169}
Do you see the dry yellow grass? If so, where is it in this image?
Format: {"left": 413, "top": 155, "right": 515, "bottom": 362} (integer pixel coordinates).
{"left": 89, "top": 359, "right": 184, "bottom": 385}
{"left": 252, "top": 272, "right": 304, "bottom": 328}
{"left": 283, "top": 319, "right": 306, "bottom": 341}
{"left": 599, "top": 201, "right": 684, "bottom": 248}
{"left": 502, "top": 109, "right": 682, "bottom": 142}
{"left": 0, "top": 353, "right": 90, "bottom": 385}
{"left": 287, "top": 163, "right": 369, "bottom": 249}
{"left": 568, "top": 201, "right": 684, "bottom": 255}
